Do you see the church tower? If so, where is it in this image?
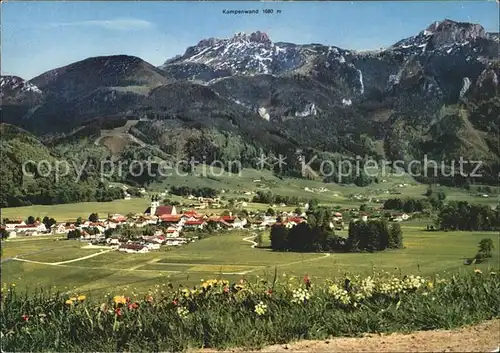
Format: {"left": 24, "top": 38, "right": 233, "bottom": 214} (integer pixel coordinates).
{"left": 150, "top": 195, "right": 160, "bottom": 216}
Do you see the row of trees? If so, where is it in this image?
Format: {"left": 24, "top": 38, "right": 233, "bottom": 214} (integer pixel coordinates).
{"left": 383, "top": 191, "right": 446, "bottom": 213}
{"left": 270, "top": 202, "right": 404, "bottom": 253}
{"left": 169, "top": 186, "right": 218, "bottom": 198}
{"left": 347, "top": 220, "right": 403, "bottom": 252}
{"left": 437, "top": 201, "right": 500, "bottom": 231}
{"left": 270, "top": 218, "right": 403, "bottom": 253}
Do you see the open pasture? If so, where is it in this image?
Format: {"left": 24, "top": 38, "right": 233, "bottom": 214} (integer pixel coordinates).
{"left": 2, "top": 220, "right": 498, "bottom": 296}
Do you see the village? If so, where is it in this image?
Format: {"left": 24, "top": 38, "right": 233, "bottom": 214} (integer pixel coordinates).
{"left": 1, "top": 194, "right": 414, "bottom": 253}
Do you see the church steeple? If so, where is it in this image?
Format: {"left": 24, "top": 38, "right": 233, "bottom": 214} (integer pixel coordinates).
{"left": 150, "top": 194, "right": 160, "bottom": 215}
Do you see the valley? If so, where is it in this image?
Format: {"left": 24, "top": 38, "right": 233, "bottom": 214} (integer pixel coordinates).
{"left": 1, "top": 7, "right": 499, "bottom": 351}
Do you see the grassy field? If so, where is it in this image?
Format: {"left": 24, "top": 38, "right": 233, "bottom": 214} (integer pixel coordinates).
{"left": 0, "top": 198, "right": 151, "bottom": 221}
{"left": 2, "top": 219, "right": 499, "bottom": 296}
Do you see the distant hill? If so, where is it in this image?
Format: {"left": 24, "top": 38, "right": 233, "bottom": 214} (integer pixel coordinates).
{"left": 1, "top": 19, "right": 499, "bottom": 192}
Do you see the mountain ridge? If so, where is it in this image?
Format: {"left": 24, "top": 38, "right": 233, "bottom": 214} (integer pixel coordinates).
{"left": 1, "top": 18, "right": 499, "bottom": 191}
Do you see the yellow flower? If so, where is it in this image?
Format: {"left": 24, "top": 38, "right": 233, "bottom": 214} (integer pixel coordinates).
{"left": 474, "top": 269, "right": 482, "bottom": 274}
{"left": 113, "top": 295, "right": 127, "bottom": 305}
{"left": 65, "top": 299, "right": 74, "bottom": 305}
{"left": 78, "top": 295, "right": 86, "bottom": 301}
{"left": 427, "top": 281, "right": 434, "bottom": 290}
{"left": 69, "top": 297, "right": 77, "bottom": 301}
{"left": 11, "top": 283, "right": 16, "bottom": 287}
{"left": 490, "top": 272, "right": 497, "bottom": 276}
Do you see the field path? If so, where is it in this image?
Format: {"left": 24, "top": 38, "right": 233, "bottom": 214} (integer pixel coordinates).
{"left": 13, "top": 249, "right": 113, "bottom": 266}
{"left": 52, "top": 249, "right": 114, "bottom": 265}
{"left": 222, "top": 234, "right": 331, "bottom": 276}
{"left": 243, "top": 234, "right": 258, "bottom": 248}
{"left": 277, "top": 253, "right": 331, "bottom": 269}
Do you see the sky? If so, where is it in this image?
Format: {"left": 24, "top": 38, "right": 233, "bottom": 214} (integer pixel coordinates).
{"left": 2, "top": 1, "right": 499, "bottom": 80}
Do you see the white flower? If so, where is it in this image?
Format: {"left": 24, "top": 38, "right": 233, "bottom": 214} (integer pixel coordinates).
{"left": 176, "top": 306, "right": 189, "bottom": 319}
{"left": 328, "top": 284, "right": 351, "bottom": 305}
{"left": 291, "top": 288, "right": 311, "bottom": 304}
{"left": 254, "top": 301, "right": 268, "bottom": 316}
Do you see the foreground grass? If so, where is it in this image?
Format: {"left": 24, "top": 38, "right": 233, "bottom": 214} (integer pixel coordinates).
{"left": 1, "top": 271, "right": 498, "bottom": 352}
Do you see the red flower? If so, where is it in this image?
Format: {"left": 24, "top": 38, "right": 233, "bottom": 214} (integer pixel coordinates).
{"left": 115, "top": 308, "right": 122, "bottom": 316}
{"left": 223, "top": 287, "right": 229, "bottom": 293}
{"left": 172, "top": 300, "right": 178, "bottom": 306}
{"left": 304, "top": 275, "right": 311, "bottom": 289}
{"left": 128, "top": 302, "right": 139, "bottom": 310}
{"left": 266, "top": 289, "right": 273, "bottom": 296}
{"left": 146, "top": 295, "right": 153, "bottom": 302}
{"left": 21, "top": 314, "right": 29, "bottom": 322}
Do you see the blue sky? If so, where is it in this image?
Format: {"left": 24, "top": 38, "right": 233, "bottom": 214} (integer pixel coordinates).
{"left": 2, "top": 1, "right": 498, "bottom": 79}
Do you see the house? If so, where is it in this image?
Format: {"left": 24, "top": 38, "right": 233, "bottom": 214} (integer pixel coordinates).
{"left": 14, "top": 222, "right": 47, "bottom": 235}
{"left": 184, "top": 220, "right": 206, "bottom": 230}
{"left": 391, "top": 213, "right": 410, "bottom": 222}
{"left": 166, "top": 228, "right": 180, "bottom": 237}
{"left": 145, "top": 242, "right": 161, "bottom": 250}
{"left": 53, "top": 223, "right": 76, "bottom": 234}
{"left": 4, "top": 220, "right": 26, "bottom": 231}
{"left": 160, "top": 215, "right": 181, "bottom": 224}
{"left": 183, "top": 210, "right": 202, "bottom": 219}
{"left": 118, "top": 243, "right": 149, "bottom": 253}
{"left": 232, "top": 217, "right": 247, "bottom": 229}
{"left": 221, "top": 215, "right": 236, "bottom": 224}
{"left": 107, "top": 238, "right": 120, "bottom": 245}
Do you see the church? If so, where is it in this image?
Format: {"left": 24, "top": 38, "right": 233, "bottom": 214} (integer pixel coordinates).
{"left": 144, "top": 195, "right": 177, "bottom": 217}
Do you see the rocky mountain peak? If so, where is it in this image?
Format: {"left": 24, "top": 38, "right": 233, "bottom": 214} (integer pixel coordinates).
{"left": 249, "top": 31, "right": 271, "bottom": 43}
{"left": 424, "top": 19, "right": 487, "bottom": 48}
{"left": 1, "top": 75, "right": 42, "bottom": 96}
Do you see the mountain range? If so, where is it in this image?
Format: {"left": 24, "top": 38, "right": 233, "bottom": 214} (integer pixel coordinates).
{"left": 1, "top": 19, "right": 499, "bottom": 203}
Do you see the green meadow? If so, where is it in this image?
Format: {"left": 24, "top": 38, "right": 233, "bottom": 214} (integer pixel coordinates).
{"left": 2, "top": 220, "right": 498, "bottom": 296}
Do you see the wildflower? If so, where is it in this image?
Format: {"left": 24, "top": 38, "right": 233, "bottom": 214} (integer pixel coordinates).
{"left": 128, "top": 302, "right": 139, "bottom": 310}
{"left": 69, "top": 297, "right": 77, "bottom": 302}
{"left": 115, "top": 308, "right": 122, "bottom": 316}
{"left": 223, "top": 286, "right": 229, "bottom": 293}
{"left": 176, "top": 306, "right": 189, "bottom": 319}
{"left": 427, "top": 281, "right": 434, "bottom": 290}
{"left": 113, "top": 296, "right": 127, "bottom": 305}
{"left": 11, "top": 283, "right": 16, "bottom": 287}
{"left": 474, "top": 269, "right": 482, "bottom": 275}
{"left": 172, "top": 300, "right": 178, "bottom": 306}
{"left": 328, "top": 284, "right": 351, "bottom": 305}
{"left": 266, "top": 289, "right": 273, "bottom": 296}
{"left": 100, "top": 303, "right": 108, "bottom": 312}
{"left": 304, "top": 275, "right": 311, "bottom": 289}
{"left": 422, "top": 292, "right": 429, "bottom": 296}
{"left": 65, "top": 299, "right": 74, "bottom": 305}
{"left": 359, "top": 276, "right": 375, "bottom": 298}
{"left": 77, "top": 295, "right": 86, "bottom": 301}
{"left": 490, "top": 272, "right": 497, "bottom": 276}
{"left": 291, "top": 288, "right": 311, "bottom": 304}
{"left": 402, "top": 275, "right": 426, "bottom": 291}
{"left": 21, "top": 314, "right": 29, "bottom": 322}
{"left": 145, "top": 295, "right": 153, "bottom": 302}
{"left": 254, "top": 301, "right": 268, "bottom": 316}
